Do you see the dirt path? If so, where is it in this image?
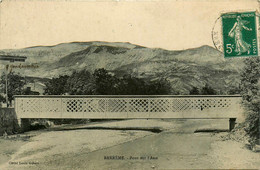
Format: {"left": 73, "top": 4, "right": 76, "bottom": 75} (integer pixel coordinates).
{"left": 0, "top": 119, "right": 259, "bottom": 169}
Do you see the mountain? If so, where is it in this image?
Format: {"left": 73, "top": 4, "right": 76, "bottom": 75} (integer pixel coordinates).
{"left": 0, "top": 42, "right": 245, "bottom": 94}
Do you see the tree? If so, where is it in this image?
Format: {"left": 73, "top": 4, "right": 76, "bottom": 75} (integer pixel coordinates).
{"left": 0, "top": 94, "right": 5, "bottom": 107}
{"left": 0, "top": 95, "right": 5, "bottom": 103}
{"left": 0, "top": 72, "right": 26, "bottom": 106}
{"left": 115, "top": 75, "right": 172, "bottom": 95}
{"left": 201, "top": 84, "right": 217, "bottom": 95}
{"left": 93, "top": 68, "right": 119, "bottom": 95}
{"left": 116, "top": 75, "right": 146, "bottom": 95}
{"left": 146, "top": 78, "right": 172, "bottom": 95}
{"left": 228, "top": 86, "right": 241, "bottom": 95}
{"left": 189, "top": 87, "right": 200, "bottom": 95}
{"left": 44, "top": 75, "right": 69, "bottom": 95}
{"left": 240, "top": 57, "right": 260, "bottom": 146}
{"left": 65, "top": 70, "right": 95, "bottom": 95}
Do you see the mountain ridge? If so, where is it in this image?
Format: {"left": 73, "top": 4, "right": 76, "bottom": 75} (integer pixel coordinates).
{"left": 0, "top": 41, "right": 244, "bottom": 94}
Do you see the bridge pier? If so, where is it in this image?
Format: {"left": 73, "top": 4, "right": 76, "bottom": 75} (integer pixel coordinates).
{"left": 18, "top": 118, "right": 30, "bottom": 133}
{"left": 229, "top": 118, "right": 236, "bottom": 131}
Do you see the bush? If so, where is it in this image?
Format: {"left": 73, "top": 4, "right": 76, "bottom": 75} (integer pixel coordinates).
{"left": 201, "top": 84, "right": 217, "bottom": 95}
{"left": 189, "top": 87, "right": 200, "bottom": 95}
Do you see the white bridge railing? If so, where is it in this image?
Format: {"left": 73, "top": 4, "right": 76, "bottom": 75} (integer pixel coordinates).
{"left": 14, "top": 95, "right": 243, "bottom": 119}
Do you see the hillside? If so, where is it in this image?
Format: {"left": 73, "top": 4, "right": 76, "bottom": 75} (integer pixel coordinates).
{"left": 0, "top": 42, "right": 245, "bottom": 94}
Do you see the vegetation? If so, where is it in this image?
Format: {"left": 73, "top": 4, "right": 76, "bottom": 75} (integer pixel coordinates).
{"left": 44, "top": 68, "right": 172, "bottom": 95}
{"left": 0, "top": 72, "right": 26, "bottom": 106}
{"left": 228, "top": 86, "right": 241, "bottom": 95}
{"left": 189, "top": 84, "right": 217, "bottom": 95}
{"left": 93, "top": 68, "right": 119, "bottom": 95}
{"left": 44, "top": 75, "right": 70, "bottom": 95}
{"left": 240, "top": 57, "right": 260, "bottom": 146}
{"left": 201, "top": 84, "right": 217, "bottom": 95}
{"left": 0, "top": 95, "right": 5, "bottom": 103}
{"left": 189, "top": 87, "right": 200, "bottom": 95}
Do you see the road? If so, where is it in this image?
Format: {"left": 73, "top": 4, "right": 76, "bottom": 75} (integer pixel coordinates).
{"left": 0, "top": 119, "right": 259, "bottom": 169}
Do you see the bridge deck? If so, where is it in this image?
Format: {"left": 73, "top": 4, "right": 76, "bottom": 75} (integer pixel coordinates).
{"left": 14, "top": 95, "right": 243, "bottom": 119}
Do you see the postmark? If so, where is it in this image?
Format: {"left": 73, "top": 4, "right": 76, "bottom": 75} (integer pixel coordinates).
{"left": 212, "top": 16, "right": 224, "bottom": 53}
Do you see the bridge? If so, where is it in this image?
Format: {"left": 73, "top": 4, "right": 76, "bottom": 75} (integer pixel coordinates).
{"left": 14, "top": 95, "right": 244, "bottom": 131}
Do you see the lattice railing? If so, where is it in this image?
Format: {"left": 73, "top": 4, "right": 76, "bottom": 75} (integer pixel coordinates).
{"left": 14, "top": 95, "right": 243, "bottom": 119}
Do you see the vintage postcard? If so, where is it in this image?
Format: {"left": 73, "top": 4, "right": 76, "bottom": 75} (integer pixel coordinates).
{"left": 0, "top": 0, "right": 260, "bottom": 169}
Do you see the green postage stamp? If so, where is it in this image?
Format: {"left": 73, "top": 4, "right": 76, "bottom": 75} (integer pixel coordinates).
{"left": 221, "top": 11, "right": 258, "bottom": 58}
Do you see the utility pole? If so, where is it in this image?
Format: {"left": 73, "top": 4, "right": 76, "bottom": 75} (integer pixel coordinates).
{"left": 5, "top": 69, "right": 8, "bottom": 107}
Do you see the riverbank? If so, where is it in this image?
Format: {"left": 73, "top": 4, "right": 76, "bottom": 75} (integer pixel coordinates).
{"left": 0, "top": 119, "right": 259, "bottom": 169}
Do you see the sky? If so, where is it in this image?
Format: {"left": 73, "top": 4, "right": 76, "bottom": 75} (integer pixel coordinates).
{"left": 0, "top": 0, "right": 259, "bottom": 50}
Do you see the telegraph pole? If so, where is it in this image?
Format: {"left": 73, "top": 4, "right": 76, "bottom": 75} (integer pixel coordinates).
{"left": 5, "top": 69, "right": 8, "bottom": 106}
